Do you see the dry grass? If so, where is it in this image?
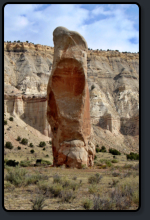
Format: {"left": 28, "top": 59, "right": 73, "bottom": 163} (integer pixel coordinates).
{"left": 4, "top": 113, "right": 139, "bottom": 210}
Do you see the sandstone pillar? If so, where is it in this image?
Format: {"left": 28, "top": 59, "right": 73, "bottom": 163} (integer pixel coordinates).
{"left": 47, "top": 27, "right": 95, "bottom": 168}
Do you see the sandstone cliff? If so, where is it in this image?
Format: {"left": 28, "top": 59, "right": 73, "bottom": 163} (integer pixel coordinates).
{"left": 4, "top": 41, "right": 139, "bottom": 153}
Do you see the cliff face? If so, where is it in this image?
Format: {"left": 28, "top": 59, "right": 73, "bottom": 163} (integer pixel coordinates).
{"left": 4, "top": 42, "right": 139, "bottom": 153}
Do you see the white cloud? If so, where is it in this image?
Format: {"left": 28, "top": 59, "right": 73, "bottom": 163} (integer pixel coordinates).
{"left": 4, "top": 4, "right": 139, "bottom": 52}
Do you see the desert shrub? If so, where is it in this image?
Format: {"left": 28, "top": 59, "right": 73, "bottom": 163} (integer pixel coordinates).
{"left": 49, "top": 184, "right": 63, "bottom": 197}
{"left": 96, "top": 147, "right": 100, "bottom": 153}
{"left": 93, "top": 195, "right": 113, "bottom": 210}
{"left": 17, "top": 136, "right": 21, "bottom": 141}
{"left": 82, "top": 199, "right": 93, "bottom": 210}
{"left": 31, "top": 195, "right": 46, "bottom": 210}
{"left": 41, "top": 160, "right": 52, "bottom": 166}
{"left": 88, "top": 184, "right": 98, "bottom": 194}
{"left": 9, "top": 117, "right": 13, "bottom": 121}
{"left": 5, "top": 142, "right": 13, "bottom": 149}
{"left": 53, "top": 174, "right": 62, "bottom": 184}
{"left": 88, "top": 173, "right": 103, "bottom": 184}
{"left": 96, "top": 144, "right": 99, "bottom": 148}
{"left": 21, "top": 138, "right": 28, "bottom": 145}
{"left": 45, "top": 154, "right": 49, "bottom": 157}
{"left": 30, "top": 149, "right": 34, "bottom": 154}
{"left": 4, "top": 120, "right": 7, "bottom": 125}
{"left": 49, "top": 141, "right": 52, "bottom": 145}
{"left": 25, "top": 174, "right": 43, "bottom": 185}
{"left": 94, "top": 155, "right": 97, "bottom": 160}
{"left": 111, "top": 159, "right": 118, "bottom": 163}
{"left": 60, "top": 189, "right": 76, "bottom": 203}
{"left": 126, "top": 152, "right": 139, "bottom": 160}
{"left": 109, "top": 179, "right": 119, "bottom": 187}
{"left": 61, "top": 179, "right": 79, "bottom": 191}
{"left": 123, "top": 164, "right": 133, "bottom": 169}
{"left": 110, "top": 184, "right": 135, "bottom": 210}
{"left": 91, "top": 85, "right": 95, "bottom": 90}
{"left": 109, "top": 148, "right": 121, "bottom": 155}
{"left": 20, "top": 160, "right": 31, "bottom": 167}
{"left": 29, "top": 143, "right": 34, "bottom": 147}
{"left": 105, "top": 160, "right": 112, "bottom": 167}
{"left": 6, "top": 159, "right": 19, "bottom": 167}
{"left": 100, "top": 146, "right": 107, "bottom": 152}
{"left": 5, "top": 167, "right": 27, "bottom": 186}
{"left": 43, "top": 147, "right": 45, "bottom": 151}
{"left": 39, "top": 141, "right": 46, "bottom": 147}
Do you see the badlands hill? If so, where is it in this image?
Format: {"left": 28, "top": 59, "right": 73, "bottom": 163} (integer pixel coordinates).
{"left": 4, "top": 42, "right": 139, "bottom": 154}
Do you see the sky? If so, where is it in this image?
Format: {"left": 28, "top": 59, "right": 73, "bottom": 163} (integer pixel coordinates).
{"left": 4, "top": 3, "right": 139, "bottom": 52}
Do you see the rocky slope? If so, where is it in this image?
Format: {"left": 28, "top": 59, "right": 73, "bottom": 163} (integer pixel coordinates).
{"left": 4, "top": 42, "right": 139, "bottom": 153}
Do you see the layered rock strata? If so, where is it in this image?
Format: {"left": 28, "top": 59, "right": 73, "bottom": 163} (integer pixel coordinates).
{"left": 4, "top": 86, "right": 51, "bottom": 137}
{"left": 47, "top": 27, "right": 95, "bottom": 168}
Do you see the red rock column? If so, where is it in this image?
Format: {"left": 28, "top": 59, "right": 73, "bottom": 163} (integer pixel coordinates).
{"left": 47, "top": 27, "right": 95, "bottom": 168}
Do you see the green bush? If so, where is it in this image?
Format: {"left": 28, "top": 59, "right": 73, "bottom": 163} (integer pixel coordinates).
{"left": 126, "top": 152, "right": 139, "bottom": 160}
{"left": 29, "top": 143, "right": 34, "bottom": 147}
{"left": 96, "top": 148, "right": 100, "bottom": 153}
{"left": 100, "top": 146, "right": 107, "bottom": 152}
{"left": 17, "top": 136, "right": 21, "bottom": 141}
{"left": 41, "top": 160, "right": 52, "bottom": 166}
{"left": 49, "top": 141, "right": 52, "bottom": 145}
{"left": 5, "top": 142, "right": 13, "bottom": 149}
{"left": 30, "top": 149, "right": 34, "bottom": 154}
{"left": 88, "top": 173, "right": 103, "bottom": 184}
{"left": 111, "top": 159, "right": 118, "bottom": 163}
{"left": 109, "top": 148, "right": 121, "bottom": 155}
{"left": 4, "top": 120, "right": 7, "bottom": 125}
{"left": 9, "top": 117, "right": 13, "bottom": 121}
{"left": 91, "top": 85, "right": 95, "bottom": 90}
{"left": 17, "top": 146, "right": 21, "bottom": 150}
{"left": 45, "top": 154, "right": 49, "bottom": 157}
{"left": 39, "top": 141, "right": 46, "bottom": 147}
{"left": 43, "top": 147, "right": 45, "bottom": 151}
{"left": 21, "top": 138, "right": 28, "bottom": 145}
{"left": 105, "top": 160, "right": 112, "bottom": 167}
{"left": 94, "top": 155, "right": 97, "bottom": 160}
{"left": 6, "top": 160, "right": 19, "bottom": 167}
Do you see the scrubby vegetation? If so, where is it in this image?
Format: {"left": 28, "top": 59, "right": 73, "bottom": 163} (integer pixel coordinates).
{"left": 17, "top": 136, "right": 21, "bottom": 141}
{"left": 109, "top": 148, "right": 121, "bottom": 155}
{"left": 126, "top": 152, "right": 139, "bottom": 160}
{"left": 39, "top": 142, "right": 46, "bottom": 147}
{"left": 29, "top": 143, "right": 34, "bottom": 148}
{"left": 21, "top": 138, "right": 28, "bottom": 145}
{"left": 4, "top": 120, "right": 7, "bottom": 125}
{"left": 30, "top": 149, "right": 34, "bottom": 154}
{"left": 4, "top": 139, "right": 139, "bottom": 210}
{"left": 5, "top": 142, "right": 13, "bottom": 149}
{"left": 9, "top": 117, "right": 14, "bottom": 121}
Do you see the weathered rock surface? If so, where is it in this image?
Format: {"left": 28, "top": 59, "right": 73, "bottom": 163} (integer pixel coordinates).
{"left": 4, "top": 85, "right": 51, "bottom": 137}
{"left": 4, "top": 39, "right": 139, "bottom": 154}
{"left": 47, "top": 27, "right": 94, "bottom": 168}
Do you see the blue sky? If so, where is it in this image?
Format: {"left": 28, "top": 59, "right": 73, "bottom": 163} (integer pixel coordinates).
{"left": 4, "top": 4, "right": 139, "bottom": 52}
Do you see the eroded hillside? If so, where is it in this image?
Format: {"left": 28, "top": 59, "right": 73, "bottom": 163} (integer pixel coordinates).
{"left": 4, "top": 42, "right": 139, "bottom": 153}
